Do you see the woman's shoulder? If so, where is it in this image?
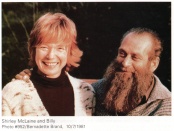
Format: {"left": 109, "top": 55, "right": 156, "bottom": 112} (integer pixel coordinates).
{"left": 80, "top": 80, "right": 95, "bottom": 91}
{"left": 66, "top": 72, "right": 94, "bottom": 89}
{"left": 2, "top": 79, "right": 35, "bottom": 97}
{"left": 71, "top": 76, "right": 95, "bottom": 91}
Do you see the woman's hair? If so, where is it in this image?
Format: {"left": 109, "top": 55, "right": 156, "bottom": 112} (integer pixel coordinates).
{"left": 28, "top": 12, "right": 83, "bottom": 71}
{"left": 121, "top": 27, "right": 163, "bottom": 60}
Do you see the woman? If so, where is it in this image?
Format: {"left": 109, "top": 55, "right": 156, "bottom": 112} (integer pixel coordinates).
{"left": 2, "top": 12, "right": 95, "bottom": 116}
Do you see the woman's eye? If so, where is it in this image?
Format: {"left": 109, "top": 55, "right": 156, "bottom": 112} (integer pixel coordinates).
{"left": 56, "top": 46, "right": 66, "bottom": 51}
{"left": 40, "top": 47, "right": 48, "bottom": 50}
{"left": 58, "top": 47, "right": 64, "bottom": 50}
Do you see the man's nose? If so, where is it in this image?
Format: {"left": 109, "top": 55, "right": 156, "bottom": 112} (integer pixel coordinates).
{"left": 122, "top": 56, "right": 132, "bottom": 68}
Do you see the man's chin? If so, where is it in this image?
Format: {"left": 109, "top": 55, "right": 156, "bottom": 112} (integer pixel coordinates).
{"left": 117, "top": 70, "right": 133, "bottom": 74}
{"left": 116, "top": 71, "right": 133, "bottom": 80}
{"left": 122, "top": 71, "right": 132, "bottom": 75}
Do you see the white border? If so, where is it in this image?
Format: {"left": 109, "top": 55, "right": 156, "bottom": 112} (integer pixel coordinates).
{"left": 1, "top": 1, "right": 173, "bottom": 131}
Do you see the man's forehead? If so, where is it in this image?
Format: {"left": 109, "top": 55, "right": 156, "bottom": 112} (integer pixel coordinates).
{"left": 119, "top": 33, "right": 153, "bottom": 54}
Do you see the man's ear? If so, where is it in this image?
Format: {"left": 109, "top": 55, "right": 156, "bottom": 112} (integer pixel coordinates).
{"left": 150, "top": 57, "right": 160, "bottom": 72}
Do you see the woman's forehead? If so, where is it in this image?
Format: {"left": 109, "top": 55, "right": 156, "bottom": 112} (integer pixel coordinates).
{"left": 40, "top": 37, "right": 71, "bottom": 45}
{"left": 39, "top": 43, "right": 69, "bottom": 46}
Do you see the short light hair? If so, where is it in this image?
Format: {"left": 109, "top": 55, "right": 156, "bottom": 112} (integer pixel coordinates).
{"left": 28, "top": 12, "right": 83, "bottom": 71}
{"left": 121, "top": 27, "right": 163, "bottom": 60}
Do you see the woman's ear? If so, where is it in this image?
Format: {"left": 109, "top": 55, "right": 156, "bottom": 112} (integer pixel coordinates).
{"left": 150, "top": 57, "right": 160, "bottom": 72}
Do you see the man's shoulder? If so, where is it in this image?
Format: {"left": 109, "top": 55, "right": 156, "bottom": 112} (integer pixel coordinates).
{"left": 92, "top": 78, "right": 106, "bottom": 87}
{"left": 128, "top": 97, "right": 171, "bottom": 116}
{"left": 149, "top": 97, "right": 171, "bottom": 116}
{"left": 152, "top": 75, "right": 171, "bottom": 99}
{"left": 91, "top": 78, "right": 108, "bottom": 95}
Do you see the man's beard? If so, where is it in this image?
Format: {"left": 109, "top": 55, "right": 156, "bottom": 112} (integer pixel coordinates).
{"left": 104, "top": 60, "right": 153, "bottom": 115}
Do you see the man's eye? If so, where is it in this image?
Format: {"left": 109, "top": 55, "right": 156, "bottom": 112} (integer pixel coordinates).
{"left": 132, "top": 55, "right": 140, "bottom": 60}
{"left": 119, "top": 51, "right": 126, "bottom": 57}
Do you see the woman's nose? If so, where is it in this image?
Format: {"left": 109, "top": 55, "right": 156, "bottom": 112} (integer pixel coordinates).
{"left": 46, "top": 48, "right": 55, "bottom": 59}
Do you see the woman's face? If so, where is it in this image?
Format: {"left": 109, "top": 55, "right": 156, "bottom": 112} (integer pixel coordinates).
{"left": 35, "top": 43, "right": 69, "bottom": 78}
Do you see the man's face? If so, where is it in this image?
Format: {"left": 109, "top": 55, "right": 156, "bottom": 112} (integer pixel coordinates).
{"left": 104, "top": 32, "right": 157, "bottom": 115}
{"left": 116, "top": 32, "right": 154, "bottom": 74}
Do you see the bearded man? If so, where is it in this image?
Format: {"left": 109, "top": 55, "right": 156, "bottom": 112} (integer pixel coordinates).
{"left": 92, "top": 27, "right": 171, "bottom": 116}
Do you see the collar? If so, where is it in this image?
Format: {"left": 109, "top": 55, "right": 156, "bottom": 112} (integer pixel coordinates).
{"left": 144, "top": 76, "right": 155, "bottom": 101}
{"left": 146, "top": 75, "right": 171, "bottom": 103}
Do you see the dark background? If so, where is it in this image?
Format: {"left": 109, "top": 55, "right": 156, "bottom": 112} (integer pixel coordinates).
{"left": 2, "top": 2, "right": 171, "bottom": 91}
